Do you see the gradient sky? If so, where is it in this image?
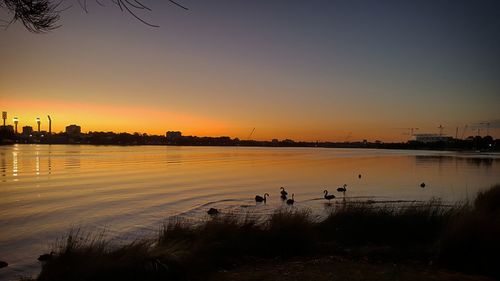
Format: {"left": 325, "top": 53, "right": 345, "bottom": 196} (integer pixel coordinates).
{"left": 1, "top": 0, "right": 499, "bottom": 141}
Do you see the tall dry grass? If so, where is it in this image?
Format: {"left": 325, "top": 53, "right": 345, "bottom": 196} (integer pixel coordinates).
{"left": 31, "top": 185, "right": 500, "bottom": 281}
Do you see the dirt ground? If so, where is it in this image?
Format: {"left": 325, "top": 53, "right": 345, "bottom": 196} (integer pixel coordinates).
{"left": 208, "top": 256, "right": 495, "bottom": 281}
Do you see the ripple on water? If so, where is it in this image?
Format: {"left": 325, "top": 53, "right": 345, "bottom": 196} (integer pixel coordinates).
{"left": 1, "top": 145, "right": 499, "bottom": 280}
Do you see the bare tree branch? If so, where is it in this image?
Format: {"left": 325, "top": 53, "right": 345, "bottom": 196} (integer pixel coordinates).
{"left": 116, "top": 0, "right": 158, "bottom": 28}
{"left": 168, "top": 0, "right": 188, "bottom": 11}
{"left": 0, "top": 0, "right": 189, "bottom": 33}
{"left": 77, "top": 0, "right": 88, "bottom": 13}
{"left": 132, "top": 0, "right": 150, "bottom": 11}
{"left": 95, "top": 0, "right": 105, "bottom": 8}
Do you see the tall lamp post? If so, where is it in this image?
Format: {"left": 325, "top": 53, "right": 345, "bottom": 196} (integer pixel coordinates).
{"left": 47, "top": 115, "right": 52, "bottom": 135}
{"left": 36, "top": 117, "right": 41, "bottom": 133}
{"left": 47, "top": 115, "right": 52, "bottom": 144}
{"left": 13, "top": 117, "right": 19, "bottom": 134}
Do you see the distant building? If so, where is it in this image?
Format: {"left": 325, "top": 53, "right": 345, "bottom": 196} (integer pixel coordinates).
{"left": 412, "top": 134, "right": 453, "bottom": 143}
{"left": 22, "top": 126, "right": 33, "bottom": 137}
{"left": 66, "top": 125, "right": 81, "bottom": 136}
{"left": 166, "top": 131, "right": 182, "bottom": 140}
{"left": 0, "top": 125, "right": 14, "bottom": 133}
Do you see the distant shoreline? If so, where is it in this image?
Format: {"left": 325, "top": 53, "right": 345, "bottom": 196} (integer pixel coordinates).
{"left": 1, "top": 128, "right": 498, "bottom": 151}
{"left": 1, "top": 142, "right": 499, "bottom": 153}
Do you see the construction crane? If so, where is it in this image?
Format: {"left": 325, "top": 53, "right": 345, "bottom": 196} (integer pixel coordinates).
{"left": 461, "top": 125, "right": 468, "bottom": 139}
{"left": 399, "top": 128, "right": 419, "bottom": 136}
{"left": 480, "top": 122, "right": 490, "bottom": 136}
{"left": 247, "top": 128, "right": 255, "bottom": 140}
{"left": 438, "top": 125, "right": 444, "bottom": 136}
{"left": 408, "top": 127, "right": 419, "bottom": 136}
{"left": 344, "top": 132, "right": 352, "bottom": 142}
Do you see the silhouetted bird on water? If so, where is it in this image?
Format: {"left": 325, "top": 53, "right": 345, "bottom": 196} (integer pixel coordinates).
{"left": 207, "top": 208, "right": 219, "bottom": 215}
{"left": 286, "top": 194, "right": 295, "bottom": 205}
{"left": 0, "top": 260, "right": 7, "bottom": 268}
{"left": 323, "top": 190, "right": 336, "bottom": 203}
{"left": 280, "top": 186, "right": 288, "bottom": 197}
{"left": 420, "top": 182, "right": 426, "bottom": 188}
{"left": 255, "top": 193, "right": 269, "bottom": 203}
{"left": 358, "top": 174, "right": 362, "bottom": 179}
{"left": 337, "top": 184, "right": 347, "bottom": 193}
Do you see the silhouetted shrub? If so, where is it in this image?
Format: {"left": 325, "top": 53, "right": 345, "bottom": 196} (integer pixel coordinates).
{"left": 438, "top": 185, "right": 500, "bottom": 279}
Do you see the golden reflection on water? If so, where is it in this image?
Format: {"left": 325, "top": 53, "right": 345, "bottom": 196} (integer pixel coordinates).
{"left": 12, "top": 151, "right": 18, "bottom": 179}
{"left": 1, "top": 145, "right": 499, "bottom": 230}
{"left": 0, "top": 144, "right": 499, "bottom": 279}
{"left": 36, "top": 151, "right": 40, "bottom": 176}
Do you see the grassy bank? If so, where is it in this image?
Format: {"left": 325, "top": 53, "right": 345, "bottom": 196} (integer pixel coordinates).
{"left": 28, "top": 185, "right": 500, "bottom": 281}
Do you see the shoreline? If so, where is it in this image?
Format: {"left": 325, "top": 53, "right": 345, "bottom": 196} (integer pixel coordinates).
{"left": 2, "top": 142, "right": 500, "bottom": 154}
{"left": 7, "top": 185, "right": 499, "bottom": 281}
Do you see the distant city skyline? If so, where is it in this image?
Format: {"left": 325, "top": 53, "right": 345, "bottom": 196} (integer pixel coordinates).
{"left": 1, "top": 1, "right": 499, "bottom": 141}
{"left": 1, "top": 107, "right": 498, "bottom": 142}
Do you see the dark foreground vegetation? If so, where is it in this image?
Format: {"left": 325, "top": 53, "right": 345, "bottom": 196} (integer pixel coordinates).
{"left": 24, "top": 185, "right": 500, "bottom": 281}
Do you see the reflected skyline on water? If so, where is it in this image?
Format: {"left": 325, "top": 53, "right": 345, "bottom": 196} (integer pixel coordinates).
{"left": 414, "top": 155, "right": 499, "bottom": 168}
{"left": 3, "top": 146, "right": 499, "bottom": 172}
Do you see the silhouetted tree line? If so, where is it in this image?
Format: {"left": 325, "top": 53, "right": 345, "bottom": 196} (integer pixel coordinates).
{"left": 0, "top": 127, "right": 15, "bottom": 141}
{"left": 1, "top": 127, "right": 498, "bottom": 151}
{"left": 406, "top": 136, "right": 496, "bottom": 151}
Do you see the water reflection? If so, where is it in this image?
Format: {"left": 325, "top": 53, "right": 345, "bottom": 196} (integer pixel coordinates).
{"left": 0, "top": 145, "right": 57, "bottom": 180}
{"left": 1, "top": 153, "right": 5, "bottom": 181}
{"left": 0, "top": 145, "right": 499, "bottom": 281}
{"left": 12, "top": 151, "right": 18, "bottom": 179}
{"left": 64, "top": 148, "right": 81, "bottom": 169}
{"left": 414, "top": 155, "right": 499, "bottom": 168}
{"left": 464, "top": 157, "right": 497, "bottom": 167}
{"left": 48, "top": 149, "right": 52, "bottom": 175}
{"left": 36, "top": 151, "right": 40, "bottom": 175}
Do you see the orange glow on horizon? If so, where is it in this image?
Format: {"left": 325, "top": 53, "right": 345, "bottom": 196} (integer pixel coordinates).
{"left": 2, "top": 97, "right": 496, "bottom": 142}
{"left": 1, "top": 97, "right": 234, "bottom": 137}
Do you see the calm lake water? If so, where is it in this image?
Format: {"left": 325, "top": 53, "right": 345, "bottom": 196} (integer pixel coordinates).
{"left": 1, "top": 144, "right": 499, "bottom": 279}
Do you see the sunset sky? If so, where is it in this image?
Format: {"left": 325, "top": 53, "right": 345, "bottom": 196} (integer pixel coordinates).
{"left": 1, "top": 0, "right": 499, "bottom": 141}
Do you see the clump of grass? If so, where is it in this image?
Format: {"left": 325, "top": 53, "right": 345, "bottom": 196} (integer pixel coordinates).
{"left": 154, "top": 209, "right": 314, "bottom": 274}
{"left": 159, "top": 213, "right": 262, "bottom": 273}
{"left": 438, "top": 185, "right": 500, "bottom": 279}
{"left": 320, "top": 200, "right": 462, "bottom": 247}
{"left": 37, "top": 229, "right": 181, "bottom": 281}
{"left": 263, "top": 208, "right": 315, "bottom": 256}
{"left": 315, "top": 200, "right": 466, "bottom": 262}
{"left": 474, "top": 184, "right": 500, "bottom": 214}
